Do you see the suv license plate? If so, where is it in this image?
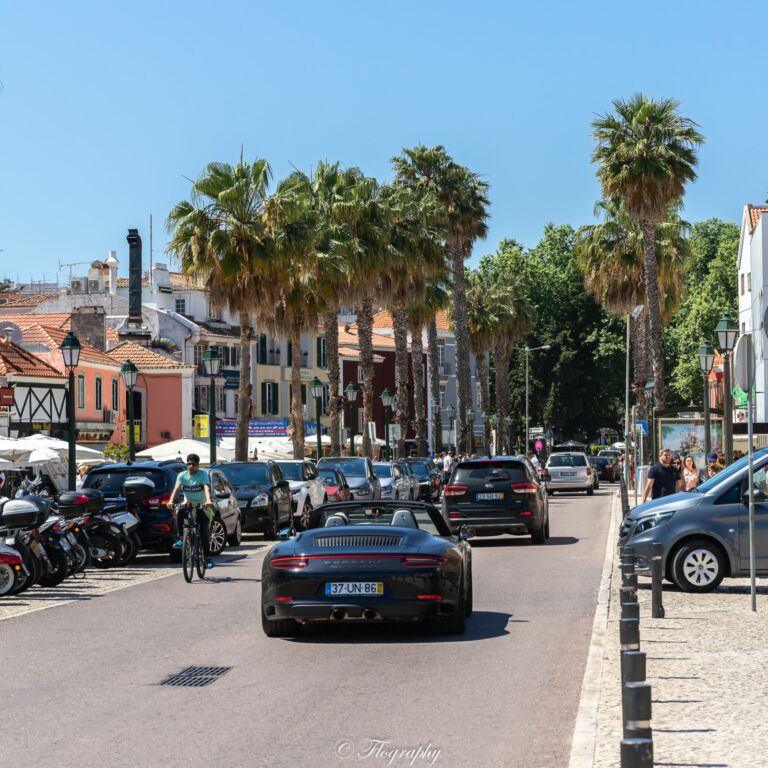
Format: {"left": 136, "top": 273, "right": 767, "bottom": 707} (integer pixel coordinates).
{"left": 477, "top": 492, "right": 504, "bottom": 500}
{"left": 325, "top": 582, "right": 383, "bottom": 596}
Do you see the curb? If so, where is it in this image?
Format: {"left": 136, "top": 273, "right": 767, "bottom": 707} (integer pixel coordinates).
{"left": 567, "top": 491, "right": 620, "bottom": 768}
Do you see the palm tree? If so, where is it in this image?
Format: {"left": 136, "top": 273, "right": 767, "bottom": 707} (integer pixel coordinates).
{"left": 392, "top": 146, "right": 489, "bottom": 452}
{"left": 575, "top": 197, "right": 691, "bottom": 405}
{"left": 424, "top": 280, "right": 451, "bottom": 454}
{"left": 167, "top": 158, "right": 273, "bottom": 461}
{"left": 592, "top": 95, "right": 703, "bottom": 407}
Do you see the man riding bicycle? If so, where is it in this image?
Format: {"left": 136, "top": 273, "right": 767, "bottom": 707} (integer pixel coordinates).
{"left": 166, "top": 453, "right": 215, "bottom": 570}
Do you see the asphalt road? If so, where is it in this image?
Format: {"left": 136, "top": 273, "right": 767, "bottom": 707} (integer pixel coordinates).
{"left": 1, "top": 488, "right": 613, "bottom": 768}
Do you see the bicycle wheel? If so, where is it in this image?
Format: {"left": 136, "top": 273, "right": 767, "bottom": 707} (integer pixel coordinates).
{"left": 195, "top": 529, "right": 207, "bottom": 580}
{"left": 182, "top": 529, "right": 194, "bottom": 583}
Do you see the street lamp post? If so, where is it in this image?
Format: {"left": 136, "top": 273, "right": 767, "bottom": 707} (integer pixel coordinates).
{"left": 466, "top": 407, "right": 474, "bottom": 456}
{"left": 345, "top": 382, "right": 358, "bottom": 457}
{"left": 381, "top": 388, "right": 394, "bottom": 461}
{"left": 716, "top": 316, "right": 739, "bottom": 465}
{"left": 60, "top": 331, "right": 82, "bottom": 490}
{"left": 310, "top": 376, "right": 324, "bottom": 460}
{"left": 446, "top": 404, "right": 455, "bottom": 452}
{"left": 524, "top": 345, "right": 551, "bottom": 453}
{"left": 644, "top": 379, "right": 656, "bottom": 461}
{"left": 697, "top": 343, "right": 715, "bottom": 458}
{"left": 120, "top": 360, "right": 138, "bottom": 463}
{"left": 202, "top": 348, "right": 221, "bottom": 464}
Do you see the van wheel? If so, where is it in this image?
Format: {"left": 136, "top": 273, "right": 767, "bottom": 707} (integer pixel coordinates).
{"left": 671, "top": 539, "right": 726, "bottom": 592}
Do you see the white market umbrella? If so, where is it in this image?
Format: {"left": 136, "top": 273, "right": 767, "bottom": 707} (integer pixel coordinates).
{"left": 136, "top": 437, "right": 234, "bottom": 464}
{"left": 24, "top": 447, "right": 62, "bottom": 466}
{"left": 0, "top": 437, "right": 33, "bottom": 464}
{"left": 17, "top": 434, "right": 104, "bottom": 461}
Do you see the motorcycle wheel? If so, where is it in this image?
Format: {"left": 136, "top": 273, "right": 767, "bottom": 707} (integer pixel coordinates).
{"left": 0, "top": 563, "right": 18, "bottom": 595}
{"left": 75, "top": 533, "right": 92, "bottom": 570}
{"left": 38, "top": 545, "right": 69, "bottom": 587}
{"left": 115, "top": 534, "right": 138, "bottom": 567}
{"left": 90, "top": 530, "right": 123, "bottom": 569}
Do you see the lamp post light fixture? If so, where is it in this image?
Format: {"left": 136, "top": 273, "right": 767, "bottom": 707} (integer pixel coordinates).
{"left": 466, "top": 407, "right": 474, "bottom": 456}
{"left": 644, "top": 379, "right": 656, "bottom": 461}
{"left": 380, "top": 388, "right": 395, "bottom": 461}
{"left": 345, "top": 381, "right": 358, "bottom": 456}
{"left": 697, "top": 343, "right": 716, "bottom": 457}
{"left": 309, "top": 376, "right": 324, "bottom": 460}
{"left": 446, "top": 404, "right": 455, "bottom": 452}
{"left": 60, "top": 331, "right": 82, "bottom": 490}
{"left": 715, "top": 315, "right": 739, "bottom": 465}
{"left": 524, "top": 345, "right": 551, "bottom": 453}
{"left": 120, "top": 359, "right": 139, "bottom": 463}
{"left": 202, "top": 348, "right": 221, "bottom": 464}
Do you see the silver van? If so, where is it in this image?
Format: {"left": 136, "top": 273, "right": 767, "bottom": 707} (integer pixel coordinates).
{"left": 619, "top": 449, "right": 768, "bottom": 592}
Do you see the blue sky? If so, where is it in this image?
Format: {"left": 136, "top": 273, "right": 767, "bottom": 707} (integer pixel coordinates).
{"left": 0, "top": 1, "right": 763, "bottom": 283}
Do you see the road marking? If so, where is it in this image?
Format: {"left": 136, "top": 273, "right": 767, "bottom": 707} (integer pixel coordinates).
{"left": 568, "top": 491, "right": 618, "bottom": 768}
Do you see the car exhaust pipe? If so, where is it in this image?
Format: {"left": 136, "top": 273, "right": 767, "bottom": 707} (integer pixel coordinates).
{"left": 362, "top": 608, "right": 377, "bottom": 620}
{"left": 330, "top": 609, "right": 345, "bottom": 621}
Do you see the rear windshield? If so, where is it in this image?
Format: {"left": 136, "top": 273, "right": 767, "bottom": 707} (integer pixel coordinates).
{"left": 453, "top": 461, "right": 527, "bottom": 483}
{"left": 276, "top": 462, "right": 303, "bottom": 481}
{"left": 373, "top": 464, "right": 393, "bottom": 478}
{"left": 318, "top": 469, "right": 341, "bottom": 484}
{"left": 549, "top": 455, "right": 587, "bottom": 467}
{"left": 407, "top": 462, "right": 429, "bottom": 478}
{"left": 84, "top": 469, "right": 169, "bottom": 495}
{"left": 319, "top": 459, "right": 366, "bottom": 477}
{"left": 311, "top": 505, "right": 446, "bottom": 536}
{"left": 217, "top": 464, "right": 269, "bottom": 486}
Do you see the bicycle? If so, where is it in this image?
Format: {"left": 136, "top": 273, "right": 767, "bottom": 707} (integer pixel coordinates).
{"left": 178, "top": 502, "right": 209, "bottom": 583}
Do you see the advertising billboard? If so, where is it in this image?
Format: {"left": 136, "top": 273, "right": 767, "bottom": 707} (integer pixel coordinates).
{"left": 657, "top": 418, "right": 723, "bottom": 470}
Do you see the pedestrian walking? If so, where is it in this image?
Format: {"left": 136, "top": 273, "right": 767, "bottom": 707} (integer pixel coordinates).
{"left": 443, "top": 450, "right": 455, "bottom": 484}
{"left": 642, "top": 447, "right": 683, "bottom": 503}
{"left": 682, "top": 456, "right": 699, "bottom": 491}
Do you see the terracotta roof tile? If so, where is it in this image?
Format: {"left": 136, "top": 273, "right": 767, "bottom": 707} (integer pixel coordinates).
{"left": 371, "top": 308, "right": 451, "bottom": 333}
{"left": 0, "top": 292, "right": 59, "bottom": 308}
{"left": 116, "top": 277, "right": 150, "bottom": 288}
{"left": 106, "top": 325, "right": 120, "bottom": 345}
{"left": 21, "top": 325, "right": 120, "bottom": 368}
{"left": 338, "top": 346, "right": 385, "bottom": 362}
{"left": 338, "top": 324, "right": 400, "bottom": 350}
{"left": 197, "top": 321, "right": 239, "bottom": 339}
{"left": 0, "top": 313, "right": 71, "bottom": 330}
{"left": 106, "top": 340, "right": 191, "bottom": 370}
{"left": 0, "top": 336, "right": 63, "bottom": 378}
{"left": 748, "top": 205, "right": 768, "bottom": 232}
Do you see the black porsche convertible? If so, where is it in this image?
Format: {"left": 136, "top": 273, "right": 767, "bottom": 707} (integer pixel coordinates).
{"left": 260, "top": 500, "right": 474, "bottom": 637}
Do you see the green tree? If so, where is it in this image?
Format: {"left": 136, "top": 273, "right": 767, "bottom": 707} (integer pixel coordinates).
{"left": 592, "top": 95, "right": 704, "bottom": 407}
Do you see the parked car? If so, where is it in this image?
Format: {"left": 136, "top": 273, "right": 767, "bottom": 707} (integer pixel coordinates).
{"left": 590, "top": 455, "right": 618, "bottom": 483}
{"left": 619, "top": 449, "right": 768, "bottom": 593}
{"left": 598, "top": 449, "right": 622, "bottom": 463}
{"left": 275, "top": 460, "right": 327, "bottom": 527}
{"left": 373, "top": 462, "right": 412, "bottom": 500}
{"left": 443, "top": 457, "right": 550, "bottom": 542}
{"left": 204, "top": 468, "right": 242, "bottom": 554}
{"left": 261, "top": 500, "right": 474, "bottom": 637}
{"left": 402, "top": 458, "right": 442, "bottom": 501}
{"left": 545, "top": 452, "right": 594, "bottom": 495}
{"left": 211, "top": 461, "right": 292, "bottom": 539}
{"left": 587, "top": 457, "right": 601, "bottom": 490}
{"left": 317, "top": 467, "right": 351, "bottom": 503}
{"left": 317, "top": 457, "right": 381, "bottom": 500}
{"left": 394, "top": 461, "right": 421, "bottom": 500}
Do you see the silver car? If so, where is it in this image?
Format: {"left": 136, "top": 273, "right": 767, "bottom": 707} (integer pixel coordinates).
{"left": 545, "top": 452, "right": 594, "bottom": 495}
{"left": 373, "top": 462, "right": 411, "bottom": 500}
{"left": 619, "top": 449, "right": 768, "bottom": 593}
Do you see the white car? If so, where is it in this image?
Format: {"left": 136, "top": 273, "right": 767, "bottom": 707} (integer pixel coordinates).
{"left": 275, "top": 460, "right": 327, "bottom": 526}
{"left": 545, "top": 452, "right": 594, "bottom": 495}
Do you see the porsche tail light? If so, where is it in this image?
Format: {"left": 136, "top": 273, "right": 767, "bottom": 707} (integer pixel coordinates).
{"left": 519, "top": 511, "right": 533, "bottom": 517}
{"left": 510, "top": 482, "right": 538, "bottom": 494}
{"left": 449, "top": 512, "right": 466, "bottom": 519}
{"left": 402, "top": 555, "right": 447, "bottom": 567}
{"left": 274, "top": 596, "right": 294, "bottom": 602}
{"left": 270, "top": 556, "right": 309, "bottom": 569}
{"left": 444, "top": 485, "right": 468, "bottom": 497}
{"left": 416, "top": 594, "right": 442, "bottom": 600}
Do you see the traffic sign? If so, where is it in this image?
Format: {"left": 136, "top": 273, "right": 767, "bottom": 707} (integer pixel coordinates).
{"left": 734, "top": 334, "right": 755, "bottom": 393}
{"left": 635, "top": 420, "right": 648, "bottom": 436}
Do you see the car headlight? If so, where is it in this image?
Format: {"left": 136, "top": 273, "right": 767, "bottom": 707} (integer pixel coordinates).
{"left": 253, "top": 493, "right": 269, "bottom": 508}
{"left": 633, "top": 511, "right": 675, "bottom": 535}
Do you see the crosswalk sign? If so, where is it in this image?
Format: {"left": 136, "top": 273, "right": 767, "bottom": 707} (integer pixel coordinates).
{"left": 635, "top": 420, "right": 648, "bottom": 436}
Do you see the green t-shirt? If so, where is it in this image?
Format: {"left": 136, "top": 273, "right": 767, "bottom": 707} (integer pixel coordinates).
{"left": 177, "top": 469, "right": 210, "bottom": 504}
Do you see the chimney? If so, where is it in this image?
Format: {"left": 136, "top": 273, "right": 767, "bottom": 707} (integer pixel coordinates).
{"left": 105, "top": 250, "right": 119, "bottom": 295}
{"left": 71, "top": 307, "right": 106, "bottom": 352}
{"left": 126, "top": 229, "right": 142, "bottom": 328}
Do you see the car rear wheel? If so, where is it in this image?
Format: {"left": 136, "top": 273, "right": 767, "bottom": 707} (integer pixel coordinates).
{"left": 531, "top": 521, "right": 547, "bottom": 544}
{"left": 208, "top": 517, "right": 227, "bottom": 556}
{"left": 261, "top": 603, "right": 300, "bottom": 637}
{"left": 227, "top": 516, "right": 242, "bottom": 547}
{"left": 671, "top": 539, "right": 726, "bottom": 593}
{"left": 587, "top": 487, "right": 594, "bottom": 496}
{"left": 430, "top": 575, "right": 466, "bottom": 635}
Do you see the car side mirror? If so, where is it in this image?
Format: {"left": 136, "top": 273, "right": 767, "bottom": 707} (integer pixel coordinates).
{"left": 744, "top": 488, "right": 767, "bottom": 503}
{"left": 276, "top": 479, "right": 290, "bottom": 490}
{"left": 458, "top": 525, "right": 476, "bottom": 540}
{"left": 278, "top": 527, "right": 293, "bottom": 540}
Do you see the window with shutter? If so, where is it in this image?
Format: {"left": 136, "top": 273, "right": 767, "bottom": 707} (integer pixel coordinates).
{"left": 112, "top": 378, "right": 119, "bottom": 411}
{"left": 316, "top": 336, "right": 326, "bottom": 368}
{"left": 287, "top": 341, "right": 292, "bottom": 367}
{"left": 95, "top": 377, "right": 102, "bottom": 411}
{"left": 271, "top": 382, "right": 279, "bottom": 415}
{"left": 261, "top": 382, "right": 268, "bottom": 415}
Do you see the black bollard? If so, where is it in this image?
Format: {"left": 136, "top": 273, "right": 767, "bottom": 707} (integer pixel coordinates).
{"left": 621, "top": 601, "right": 640, "bottom": 620}
{"left": 620, "top": 737, "right": 653, "bottom": 768}
{"left": 621, "top": 650, "right": 646, "bottom": 684}
{"left": 620, "top": 584, "right": 638, "bottom": 604}
{"left": 620, "top": 617, "right": 640, "bottom": 652}
{"left": 650, "top": 542, "right": 665, "bottom": 619}
{"left": 622, "top": 681, "right": 652, "bottom": 740}
{"left": 622, "top": 571, "right": 638, "bottom": 590}
{"left": 621, "top": 547, "right": 636, "bottom": 569}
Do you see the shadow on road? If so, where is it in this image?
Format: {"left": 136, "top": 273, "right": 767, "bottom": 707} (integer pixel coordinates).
{"left": 286, "top": 610, "right": 517, "bottom": 644}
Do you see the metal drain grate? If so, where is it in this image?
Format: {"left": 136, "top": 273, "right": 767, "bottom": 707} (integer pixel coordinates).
{"left": 160, "top": 666, "right": 232, "bottom": 688}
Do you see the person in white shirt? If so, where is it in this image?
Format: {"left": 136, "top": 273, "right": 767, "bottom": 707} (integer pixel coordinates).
{"left": 75, "top": 465, "right": 88, "bottom": 491}
{"left": 527, "top": 451, "right": 540, "bottom": 469}
{"left": 443, "top": 451, "right": 455, "bottom": 483}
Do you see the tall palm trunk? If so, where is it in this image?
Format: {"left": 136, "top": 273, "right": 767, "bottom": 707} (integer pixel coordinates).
{"left": 410, "top": 321, "right": 427, "bottom": 456}
{"left": 641, "top": 220, "right": 665, "bottom": 407}
{"left": 356, "top": 297, "right": 375, "bottom": 458}
{"left": 427, "top": 315, "right": 442, "bottom": 453}
{"left": 324, "top": 310, "right": 341, "bottom": 455}
{"left": 475, "top": 351, "right": 490, "bottom": 454}
{"left": 290, "top": 320, "right": 304, "bottom": 459}
{"left": 450, "top": 242, "right": 471, "bottom": 452}
{"left": 236, "top": 311, "right": 253, "bottom": 462}
{"left": 391, "top": 300, "right": 410, "bottom": 459}
{"left": 631, "top": 308, "right": 647, "bottom": 411}
{"left": 494, "top": 339, "right": 513, "bottom": 454}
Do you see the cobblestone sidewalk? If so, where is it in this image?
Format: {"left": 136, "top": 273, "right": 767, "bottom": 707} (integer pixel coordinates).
{"left": 593, "top": 501, "right": 768, "bottom": 768}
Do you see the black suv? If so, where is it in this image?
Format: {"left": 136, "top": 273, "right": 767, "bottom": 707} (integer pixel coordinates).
{"left": 211, "top": 461, "right": 292, "bottom": 538}
{"left": 83, "top": 460, "right": 185, "bottom": 556}
{"left": 402, "top": 457, "right": 442, "bottom": 501}
{"left": 443, "top": 458, "right": 550, "bottom": 543}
